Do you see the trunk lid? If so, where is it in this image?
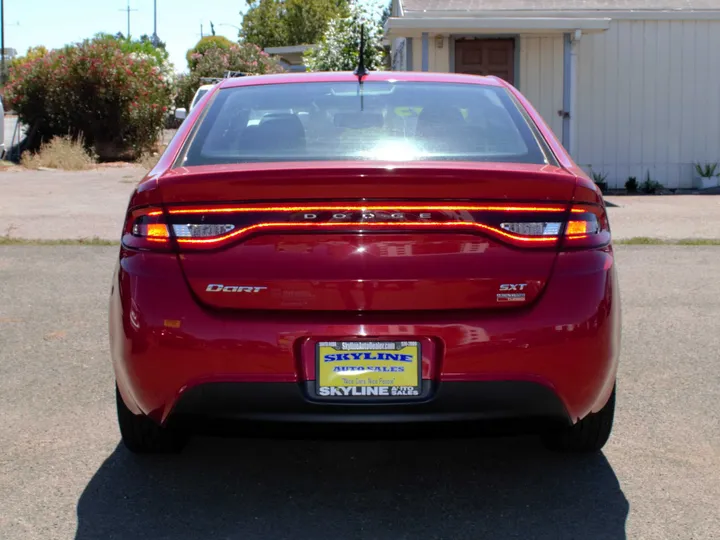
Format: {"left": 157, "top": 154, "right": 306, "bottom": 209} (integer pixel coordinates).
{"left": 161, "top": 163, "right": 576, "bottom": 311}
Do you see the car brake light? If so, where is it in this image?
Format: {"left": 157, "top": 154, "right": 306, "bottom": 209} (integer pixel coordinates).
{"left": 560, "top": 204, "right": 611, "bottom": 249}
{"left": 122, "top": 207, "right": 171, "bottom": 250}
{"left": 123, "top": 203, "right": 610, "bottom": 251}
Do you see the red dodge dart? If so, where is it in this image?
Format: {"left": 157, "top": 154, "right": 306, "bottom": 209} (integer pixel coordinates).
{"left": 109, "top": 71, "right": 620, "bottom": 454}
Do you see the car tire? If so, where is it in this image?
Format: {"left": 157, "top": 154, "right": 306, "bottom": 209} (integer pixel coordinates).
{"left": 542, "top": 384, "right": 616, "bottom": 453}
{"left": 116, "top": 385, "right": 186, "bottom": 454}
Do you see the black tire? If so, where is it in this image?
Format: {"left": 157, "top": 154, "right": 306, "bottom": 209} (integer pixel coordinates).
{"left": 542, "top": 384, "right": 616, "bottom": 453}
{"left": 116, "top": 385, "right": 186, "bottom": 454}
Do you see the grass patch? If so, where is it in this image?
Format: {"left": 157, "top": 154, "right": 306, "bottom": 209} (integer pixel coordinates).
{"left": 0, "top": 160, "right": 19, "bottom": 168}
{"left": 20, "top": 136, "right": 97, "bottom": 171}
{"left": 616, "top": 237, "right": 720, "bottom": 246}
{"left": 0, "top": 236, "right": 118, "bottom": 246}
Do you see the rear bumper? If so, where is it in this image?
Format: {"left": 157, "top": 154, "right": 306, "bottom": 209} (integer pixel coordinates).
{"left": 169, "top": 381, "right": 570, "bottom": 425}
{"left": 110, "top": 248, "right": 620, "bottom": 426}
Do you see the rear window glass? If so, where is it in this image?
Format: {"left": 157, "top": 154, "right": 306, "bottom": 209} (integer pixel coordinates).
{"left": 180, "top": 81, "right": 550, "bottom": 166}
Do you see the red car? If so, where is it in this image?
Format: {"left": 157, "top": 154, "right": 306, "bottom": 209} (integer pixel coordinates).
{"left": 110, "top": 71, "right": 620, "bottom": 454}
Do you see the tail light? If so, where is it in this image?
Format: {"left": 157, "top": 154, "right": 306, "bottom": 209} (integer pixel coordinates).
{"left": 560, "top": 204, "right": 611, "bottom": 249}
{"left": 123, "top": 206, "right": 237, "bottom": 251}
{"left": 121, "top": 203, "right": 610, "bottom": 251}
{"left": 122, "top": 207, "right": 171, "bottom": 250}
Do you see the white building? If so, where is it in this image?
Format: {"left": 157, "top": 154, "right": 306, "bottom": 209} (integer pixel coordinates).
{"left": 386, "top": 0, "right": 720, "bottom": 189}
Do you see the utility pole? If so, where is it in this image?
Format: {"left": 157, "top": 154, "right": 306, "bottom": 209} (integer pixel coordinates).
{"left": 152, "top": 0, "right": 158, "bottom": 45}
{"left": 119, "top": 0, "right": 138, "bottom": 39}
{"left": 1, "top": 0, "right": 5, "bottom": 85}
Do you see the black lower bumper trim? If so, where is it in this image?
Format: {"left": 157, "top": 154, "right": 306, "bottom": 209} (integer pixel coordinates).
{"left": 168, "top": 381, "right": 570, "bottom": 426}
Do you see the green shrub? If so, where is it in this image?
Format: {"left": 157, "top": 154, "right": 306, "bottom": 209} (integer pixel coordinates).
{"left": 625, "top": 176, "right": 638, "bottom": 193}
{"left": 640, "top": 171, "right": 662, "bottom": 194}
{"left": 694, "top": 162, "right": 718, "bottom": 178}
{"left": 591, "top": 171, "right": 609, "bottom": 194}
{"left": 4, "top": 35, "right": 173, "bottom": 161}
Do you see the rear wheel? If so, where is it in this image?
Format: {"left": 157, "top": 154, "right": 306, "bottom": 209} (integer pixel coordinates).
{"left": 116, "top": 385, "right": 186, "bottom": 454}
{"left": 543, "top": 384, "right": 616, "bottom": 453}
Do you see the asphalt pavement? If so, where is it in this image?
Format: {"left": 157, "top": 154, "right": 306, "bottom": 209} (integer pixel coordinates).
{"left": 0, "top": 245, "right": 719, "bottom": 540}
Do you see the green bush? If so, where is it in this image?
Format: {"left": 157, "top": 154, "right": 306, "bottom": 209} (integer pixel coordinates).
{"left": 625, "top": 176, "right": 638, "bottom": 193}
{"left": 640, "top": 171, "right": 662, "bottom": 194}
{"left": 4, "top": 35, "right": 173, "bottom": 160}
{"left": 591, "top": 171, "right": 609, "bottom": 194}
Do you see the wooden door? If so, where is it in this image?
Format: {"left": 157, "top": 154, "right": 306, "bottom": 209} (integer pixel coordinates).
{"left": 455, "top": 39, "right": 515, "bottom": 84}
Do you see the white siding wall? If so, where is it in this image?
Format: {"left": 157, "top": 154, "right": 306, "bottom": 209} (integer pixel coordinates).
{"left": 575, "top": 20, "right": 720, "bottom": 189}
{"left": 518, "top": 35, "right": 565, "bottom": 140}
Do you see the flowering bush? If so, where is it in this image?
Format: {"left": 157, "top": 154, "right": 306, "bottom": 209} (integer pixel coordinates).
{"left": 186, "top": 36, "right": 236, "bottom": 71}
{"left": 4, "top": 35, "right": 173, "bottom": 160}
{"left": 304, "top": 2, "right": 385, "bottom": 72}
{"left": 175, "top": 42, "right": 284, "bottom": 110}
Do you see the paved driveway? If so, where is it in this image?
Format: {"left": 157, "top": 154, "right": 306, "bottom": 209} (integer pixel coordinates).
{"left": 0, "top": 245, "right": 718, "bottom": 539}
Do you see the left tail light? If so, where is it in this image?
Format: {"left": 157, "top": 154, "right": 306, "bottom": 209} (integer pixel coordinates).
{"left": 122, "top": 206, "right": 237, "bottom": 251}
{"left": 122, "top": 207, "right": 171, "bottom": 250}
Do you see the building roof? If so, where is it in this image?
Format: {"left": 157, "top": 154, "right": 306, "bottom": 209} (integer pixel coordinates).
{"left": 401, "top": 0, "right": 720, "bottom": 11}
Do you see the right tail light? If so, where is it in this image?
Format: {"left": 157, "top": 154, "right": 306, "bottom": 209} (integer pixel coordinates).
{"left": 560, "top": 204, "right": 611, "bottom": 249}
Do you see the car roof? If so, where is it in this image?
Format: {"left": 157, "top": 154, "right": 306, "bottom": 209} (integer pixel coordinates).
{"left": 219, "top": 71, "right": 505, "bottom": 90}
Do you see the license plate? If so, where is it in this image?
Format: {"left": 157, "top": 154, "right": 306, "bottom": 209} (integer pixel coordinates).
{"left": 316, "top": 341, "right": 421, "bottom": 398}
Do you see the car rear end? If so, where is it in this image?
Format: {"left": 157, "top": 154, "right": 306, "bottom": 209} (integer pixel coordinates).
{"left": 110, "top": 73, "right": 620, "bottom": 452}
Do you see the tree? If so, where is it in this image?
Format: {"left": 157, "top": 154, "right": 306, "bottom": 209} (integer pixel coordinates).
{"left": 9, "top": 46, "right": 49, "bottom": 71}
{"left": 186, "top": 35, "right": 235, "bottom": 71}
{"left": 139, "top": 34, "right": 167, "bottom": 50}
{"left": 380, "top": 0, "right": 392, "bottom": 28}
{"left": 240, "top": 0, "right": 350, "bottom": 49}
{"left": 176, "top": 41, "right": 285, "bottom": 110}
{"left": 304, "top": 2, "right": 385, "bottom": 72}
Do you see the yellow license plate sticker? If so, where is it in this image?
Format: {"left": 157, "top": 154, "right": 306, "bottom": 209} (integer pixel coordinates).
{"left": 316, "top": 341, "right": 421, "bottom": 398}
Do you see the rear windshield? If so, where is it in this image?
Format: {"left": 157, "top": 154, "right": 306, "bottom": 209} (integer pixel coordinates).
{"left": 180, "top": 81, "right": 551, "bottom": 166}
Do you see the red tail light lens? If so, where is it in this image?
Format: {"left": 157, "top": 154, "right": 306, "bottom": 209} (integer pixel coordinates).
{"left": 561, "top": 204, "right": 611, "bottom": 249}
{"left": 122, "top": 207, "right": 171, "bottom": 250}
{"left": 122, "top": 203, "right": 610, "bottom": 251}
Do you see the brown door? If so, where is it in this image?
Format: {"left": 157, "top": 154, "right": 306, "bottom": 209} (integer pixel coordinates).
{"left": 455, "top": 39, "right": 515, "bottom": 84}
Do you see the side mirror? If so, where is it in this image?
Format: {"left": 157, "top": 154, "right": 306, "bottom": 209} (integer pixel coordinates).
{"left": 175, "top": 108, "right": 187, "bottom": 120}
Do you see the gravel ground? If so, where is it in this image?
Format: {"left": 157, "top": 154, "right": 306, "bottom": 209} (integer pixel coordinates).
{"left": 0, "top": 245, "right": 718, "bottom": 539}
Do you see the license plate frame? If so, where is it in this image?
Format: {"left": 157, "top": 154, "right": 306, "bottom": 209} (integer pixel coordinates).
{"left": 315, "top": 340, "right": 422, "bottom": 399}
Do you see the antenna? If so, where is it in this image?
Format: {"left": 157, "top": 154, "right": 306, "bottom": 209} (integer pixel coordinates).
{"left": 354, "top": 24, "right": 368, "bottom": 81}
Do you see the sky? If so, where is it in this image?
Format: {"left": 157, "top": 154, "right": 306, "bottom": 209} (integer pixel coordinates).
{"left": 1, "top": 0, "right": 248, "bottom": 72}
